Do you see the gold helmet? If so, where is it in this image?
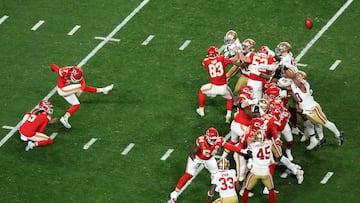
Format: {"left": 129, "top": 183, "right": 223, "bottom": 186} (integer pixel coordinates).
{"left": 241, "top": 38, "right": 256, "bottom": 54}
{"left": 258, "top": 98, "right": 270, "bottom": 112}
{"left": 254, "top": 130, "right": 266, "bottom": 142}
{"left": 217, "top": 158, "right": 230, "bottom": 171}
{"left": 296, "top": 70, "right": 307, "bottom": 80}
{"left": 275, "top": 41, "right": 292, "bottom": 55}
{"left": 224, "top": 30, "right": 238, "bottom": 45}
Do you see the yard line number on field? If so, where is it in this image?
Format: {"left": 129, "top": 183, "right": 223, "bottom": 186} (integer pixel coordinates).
{"left": 0, "top": 0, "right": 150, "bottom": 148}
{"left": 168, "top": 0, "right": 354, "bottom": 201}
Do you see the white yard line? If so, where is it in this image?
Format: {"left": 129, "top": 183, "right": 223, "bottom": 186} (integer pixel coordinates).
{"left": 2, "top": 126, "right": 14, "bottom": 130}
{"left": 0, "top": 0, "right": 150, "bottom": 148}
{"left": 68, "top": 25, "right": 81, "bottom": 36}
{"left": 160, "top": 149, "right": 174, "bottom": 160}
{"left": 83, "top": 138, "right": 97, "bottom": 150}
{"left": 31, "top": 20, "right": 45, "bottom": 31}
{"left": 142, "top": 35, "right": 155, "bottom": 45}
{"left": 329, "top": 60, "right": 341, "bottom": 70}
{"left": 121, "top": 143, "right": 135, "bottom": 155}
{"left": 179, "top": 40, "right": 191, "bottom": 50}
{"left": 295, "top": 0, "right": 353, "bottom": 62}
{"left": 94, "top": 36, "right": 120, "bottom": 42}
{"left": 0, "top": 15, "right": 9, "bottom": 24}
{"left": 320, "top": 172, "right": 334, "bottom": 184}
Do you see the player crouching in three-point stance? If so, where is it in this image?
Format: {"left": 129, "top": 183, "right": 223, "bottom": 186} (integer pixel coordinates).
{"left": 51, "top": 64, "right": 114, "bottom": 129}
{"left": 169, "top": 127, "right": 242, "bottom": 203}
{"left": 19, "top": 100, "right": 57, "bottom": 151}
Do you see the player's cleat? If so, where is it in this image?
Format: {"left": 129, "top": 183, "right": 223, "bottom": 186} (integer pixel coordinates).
{"left": 240, "top": 189, "right": 254, "bottom": 197}
{"left": 291, "top": 127, "right": 301, "bottom": 135}
{"left": 169, "top": 191, "right": 177, "bottom": 203}
{"left": 60, "top": 116, "right": 71, "bottom": 129}
{"left": 285, "top": 149, "right": 293, "bottom": 161}
{"left": 280, "top": 169, "right": 292, "bottom": 178}
{"left": 300, "top": 134, "right": 308, "bottom": 142}
{"left": 225, "top": 115, "right": 231, "bottom": 124}
{"left": 102, "top": 84, "right": 114, "bottom": 94}
{"left": 306, "top": 138, "right": 319, "bottom": 150}
{"left": 296, "top": 169, "right": 304, "bottom": 184}
{"left": 25, "top": 141, "right": 35, "bottom": 151}
{"left": 338, "top": 131, "right": 344, "bottom": 145}
{"left": 263, "top": 187, "right": 279, "bottom": 195}
{"left": 196, "top": 108, "right": 205, "bottom": 117}
{"left": 317, "top": 137, "right": 327, "bottom": 147}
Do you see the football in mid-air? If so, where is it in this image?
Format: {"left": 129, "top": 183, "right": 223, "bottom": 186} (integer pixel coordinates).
{"left": 305, "top": 17, "right": 313, "bottom": 30}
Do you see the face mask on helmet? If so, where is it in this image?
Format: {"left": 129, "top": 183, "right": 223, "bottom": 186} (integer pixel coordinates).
{"left": 250, "top": 117, "right": 265, "bottom": 131}
{"left": 38, "top": 100, "right": 53, "bottom": 114}
{"left": 275, "top": 42, "right": 292, "bottom": 56}
{"left": 265, "top": 86, "right": 281, "bottom": 99}
{"left": 70, "top": 67, "right": 83, "bottom": 82}
{"left": 206, "top": 127, "right": 219, "bottom": 145}
{"left": 254, "top": 130, "right": 266, "bottom": 142}
{"left": 207, "top": 46, "right": 219, "bottom": 59}
{"left": 217, "top": 158, "right": 230, "bottom": 170}
{"left": 240, "top": 85, "right": 254, "bottom": 98}
{"left": 241, "top": 39, "right": 256, "bottom": 54}
{"left": 258, "top": 45, "right": 269, "bottom": 55}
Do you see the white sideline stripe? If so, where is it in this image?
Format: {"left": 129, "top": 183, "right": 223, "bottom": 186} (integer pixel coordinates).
{"left": 160, "top": 149, "right": 174, "bottom": 160}
{"left": 329, "top": 60, "right": 341, "bottom": 70}
{"left": 179, "top": 40, "right": 191, "bottom": 50}
{"left": 297, "top": 63, "right": 308, "bottom": 67}
{"left": 142, "top": 35, "right": 155, "bottom": 45}
{"left": 31, "top": 20, "right": 45, "bottom": 31}
{"left": 68, "top": 25, "right": 81, "bottom": 36}
{"left": 94, "top": 36, "right": 120, "bottom": 42}
{"left": 295, "top": 0, "right": 353, "bottom": 62}
{"left": 0, "top": 15, "right": 9, "bottom": 24}
{"left": 2, "top": 126, "right": 14, "bottom": 130}
{"left": 121, "top": 143, "right": 135, "bottom": 155}
{"left": 320, "top": 172, "right": 334, "bottom": 184}
{"left": 50, "top": 132, "right": 58, "bottom": 140}
{"left": 171, "top": 133, "right": 231, "bottom": 200}
{"left": 0, "top": 0, "right": 150, "bottom": 148}
{"left": 83, "top": 138, "right": 97, "bottom": 150}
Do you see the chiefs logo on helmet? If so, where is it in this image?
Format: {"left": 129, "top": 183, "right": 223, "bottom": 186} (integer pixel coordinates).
{"left": 206, "top": 127, "right": 219, "bottom": 145}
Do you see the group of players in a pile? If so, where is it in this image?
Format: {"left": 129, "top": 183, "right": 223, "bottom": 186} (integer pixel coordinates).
{"left": 169, "top": 30, "right": 344, "bottom": 203}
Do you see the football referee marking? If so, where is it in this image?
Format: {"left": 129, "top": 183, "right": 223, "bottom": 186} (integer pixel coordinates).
{"left": 83, "top": 138, "right": 97, "bottom": 150}
{"left": 0, "top": 0, "right": 150, "bottom": 148}
{"left": 31, "top": 20, "right": 45, "bottom": 31}
{"left": 161, "top": 149, "right": 174, "bottom": 160}
{"left": 329, "top": 60, "right": 341, "bottom": 70}
{"left": 295, "top": 0, "right": 353, "bottom": 62}
{"left": 0, "top": 15, "right": 9, "bottom": 24}
{"left": 121, "top": 143, "right": 135, "bottom": 155}
{"left": 320, "top": 172, "right": 334, "bottom": 184}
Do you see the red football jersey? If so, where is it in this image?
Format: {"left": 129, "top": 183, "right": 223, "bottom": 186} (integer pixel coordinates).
{"left": 196, "top": 135, "right": 225, "bottom": 160}
{"left": 248, "top": 52, "right": 276, "bottom": 81}
{"left": 202, "top": 55, "right": 234, "bottom": 85}
{"left": 19, "top": 110, "right": 51, "bottom": 137}
{"left": 234, "top": 94, "right": 253, "bottom": 125}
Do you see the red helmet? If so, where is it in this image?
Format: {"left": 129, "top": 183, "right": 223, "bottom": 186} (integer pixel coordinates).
{"left": 206, "top": 127, "right": 219, "bottom": 145}
{"left": 207, "top": 46, "right": 219, "bottom": 59}
{"left": 258, "top": 45, "right": 269, "bottom": 55}
{"left": 70, "top": 66, "right": 83, "bottom": 82}
{"left": 38, "top": 100, "right": 53, "bottom": 114}
{"left": 249, "top": 117, "right": 265, "bottom": 131}
{"left": 265, "top": 85, "right": 281, "bottom": 99}
{"left": 269, "top": 104, "right": 283, "bottom": 119}
{"left": 240, "top": 85, "right": 254, "bottom": 99}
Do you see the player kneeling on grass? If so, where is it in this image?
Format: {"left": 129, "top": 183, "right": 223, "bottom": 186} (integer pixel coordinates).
{"left": 51, "top": 64, "right": 114, "bottom": 129}
{"left": 19, "top": 100, "right": 57, "bottom": 151}
{"left": 207, "top": 158, "right": 240, "bottom": 203}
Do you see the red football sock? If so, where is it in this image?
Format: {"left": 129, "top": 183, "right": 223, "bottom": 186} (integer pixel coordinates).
{"left": 36, "top": 138, "right": 53, "bottom": 147}
{"left": 226, "top": 98, "right": 234, "bottom": 111}
{"left": 269, "top": 189, "right": 275, "bottom": 203}
{"left": 269, "top": 163, "right": 276, "bottom": 177}
{"left": 67, "top": 104, "right": 80, "bottom": 115}
{"left": 198, "top": 90, "right": 206, "bottom": 107}
{"left": 287, "top": 141, "right": 294, "bottom": 149}
{"left": 175, "top": 173, "right": 193, "bottom": 191}
{"left": 242, "top": 189, "right": 249, "bottom": 203}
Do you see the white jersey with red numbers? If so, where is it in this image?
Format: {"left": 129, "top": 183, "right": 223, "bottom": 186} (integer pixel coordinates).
{"left": 248, "top": 139, "right": 273, "bottom": 176}
{"left": 210, "top": 169, "right": 238, "bottom": 197}
{"left": 196, "top": 135, "right": 225, "bottom": 160}
{"left": 279, "top": 52, "right": 298, "bottom": 72}
{"left": 202, "top": 55, "right": 234, "bottom": 85}
{"left": 290, "top": 79, "right": 316, "bottom": 112}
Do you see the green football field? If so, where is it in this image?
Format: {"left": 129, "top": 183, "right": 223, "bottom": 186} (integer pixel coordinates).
{"left": 1, "top": 0, "right": 359, "bottom": 202}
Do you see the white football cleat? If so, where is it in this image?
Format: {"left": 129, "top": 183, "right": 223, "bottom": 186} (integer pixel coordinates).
{"left": 296, "top": 169, "right": 304, "bottom": 184}
{"left": 300, "top": 134, "right": 308, "bottom": 142}
{"left": 306, "top": 138, "right": 319, "bottom": 150}
{"left": 25, "top": 141, "right": 35, "bottom": 151}
{"left": 263, "top": 187, "right": 279, "bottom": 195}
{"left": 240, "top": 189, "right": 254, "bottom": 197}
{"left": 169, "top": 191, "right": 177, "bottom": 203}
{"left": 196, "top": 108, "right": 205, "bottom": 117}
{"left": 102, "top": 84, "right": 114, "bottom": 94}
{"left": 60, "top": 116, "right": 71, "bottom": 129}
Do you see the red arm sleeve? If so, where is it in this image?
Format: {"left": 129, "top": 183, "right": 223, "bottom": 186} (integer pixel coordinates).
{"left": 224, "top": 142, "right": 242, "bottom": 154}
{"left": 38, "top": 115, "right": 50, "bottom": 133}
{"left": 51, "top": 64, "right": 60, "bottom": 73}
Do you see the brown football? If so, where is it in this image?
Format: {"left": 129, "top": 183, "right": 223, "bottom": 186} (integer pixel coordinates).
{"left": 305, "top": 17, "right": 313, "bottom": 30}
